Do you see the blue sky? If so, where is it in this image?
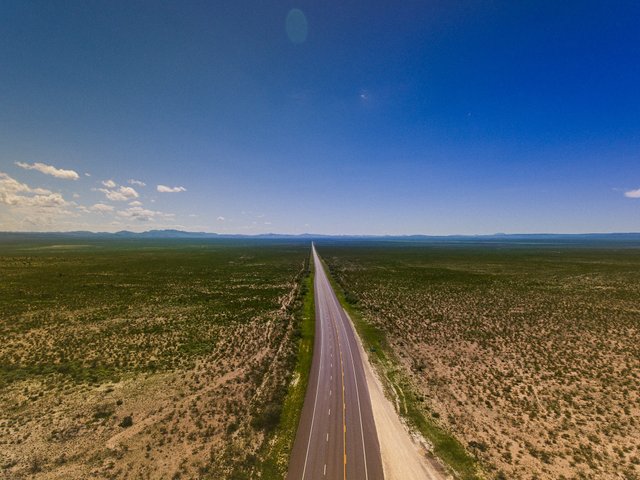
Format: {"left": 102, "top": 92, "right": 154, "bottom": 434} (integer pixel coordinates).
{"left": 1, "top": 1, "right": 639, "bottom": 234}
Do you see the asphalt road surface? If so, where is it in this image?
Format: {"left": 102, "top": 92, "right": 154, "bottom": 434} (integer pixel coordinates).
{"left": 287, "top": 244, "right": 384, "bottom": 480}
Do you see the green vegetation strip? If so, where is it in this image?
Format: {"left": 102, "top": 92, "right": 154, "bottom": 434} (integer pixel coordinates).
{"left": 319, "top": 256, "right": 482, "bottom": 480}
{"left": 259, "top": 255, "right": 315, "bottom": 479}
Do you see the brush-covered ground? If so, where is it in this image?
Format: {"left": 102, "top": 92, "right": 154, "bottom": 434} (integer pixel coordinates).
{"left": 0, "top": 237, "right": 310, "bottom": 479}
{"left": 320, "top": 240, "right": 640, "bottom": 480}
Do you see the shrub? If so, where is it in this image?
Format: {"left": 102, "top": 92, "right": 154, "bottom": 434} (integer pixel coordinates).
{"left": 119, "top": 415, "right": 133, "bottom": 428}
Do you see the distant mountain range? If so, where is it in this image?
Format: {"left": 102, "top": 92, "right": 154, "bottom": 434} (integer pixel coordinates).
{"left": 0, "top": 229, "right": 325, "bottom": 240}
{"left": 1, "top": 229, "right": 640, "bottom": 242}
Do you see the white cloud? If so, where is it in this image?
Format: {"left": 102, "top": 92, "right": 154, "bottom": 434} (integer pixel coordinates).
{"left": 75, "top": 205, "right": 90, "bottom": 213}
{"left": 118, "top": 186, "right": 139, "bottom": 198}
{"left": 0, "top": 172, "right": 51, "bottom": 195}
{"left": 102, "top": 179, "right": 116, "bottom": 188}
{"left": 117, "top": 206, "right": 173, "bottom": 222}
{"left": 157, "top": 185, "right": 186, "bottom": 193}
{"left": 84, "top": 172, "right": 91, "bottom": 177}
{"left": 90, "top": 203, "right": 115, "bottom": 213}
{"left": 624, "top": 188, "right": 640, "bottom": 198}
{"left": 15, "top": 161, "right": 79, "bottom": 180}
{"left": 129, "top": 200, "right": 143, "bottom": 207}
{"left": 0, "top": 172, "right": 69, "bottom": 209}
{"left": 1, "top": 192, "right": 67, "bottom": 208}
{"left": 72, "top": 193, "right": 80, "bottom": 199}
{"left": 217, "top": 216, "right": 225, "bottom": 221}
{"left": 98, "top": 186, "right": 139, "bottom": 201}
{"left": 128, "top": 179, "right": 146, "bottom": 187}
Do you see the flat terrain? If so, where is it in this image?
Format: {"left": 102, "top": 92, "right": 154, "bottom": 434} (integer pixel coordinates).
{"left": 320, "top": 240, "right": 640, "bottom": 480}
{"left": 0, "top": 238, "right": 309, "bottom": 479}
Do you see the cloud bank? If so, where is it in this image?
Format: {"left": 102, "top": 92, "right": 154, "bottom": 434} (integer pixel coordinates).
{"left": 117, "top": 206, "right": 173, "bottom": 222}
{"left": 90, "top": 203, "right": 115, "bottom": 213}
{"left": 0, "top": 172, "right": 69, "bottom": 208}
{"left": 157, "top": 185, "right": 186, "bottom": 193}
{"left": 98, "top": 186, "right": 139, "bottom": 201}
{"left": 15, "top": 162, "right": 79, "bottom": 180}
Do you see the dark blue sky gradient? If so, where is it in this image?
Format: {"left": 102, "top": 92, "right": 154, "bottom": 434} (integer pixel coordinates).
{"left": 1, "top": 1, "right": 639, "bottom": 233}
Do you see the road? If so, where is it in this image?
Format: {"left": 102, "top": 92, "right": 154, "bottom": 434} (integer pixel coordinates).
{"left": 287, "top": 244, "right": 384, "bottom": 480}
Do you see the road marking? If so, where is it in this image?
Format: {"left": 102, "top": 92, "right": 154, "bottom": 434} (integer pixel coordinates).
{"left": 300, "top": 262, "right": 325, "bottom": 480}
{"left": 333, "top": 296, "right": 370, "bottom": 480}
{"left": 299, "top": 247, "right": 372, "bottom": 480}
{"left": 321, "top": 260, "right": 371, "bottom": 480}
{"left": 328, "top": 303, "right": 348, "bottom": 480}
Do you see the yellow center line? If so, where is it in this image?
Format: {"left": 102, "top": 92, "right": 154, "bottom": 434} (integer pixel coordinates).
{"left": 330, "top": 307, "right": 347, "bottom": 480}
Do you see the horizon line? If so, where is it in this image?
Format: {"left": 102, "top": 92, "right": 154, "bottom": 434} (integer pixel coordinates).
{"left": 2, "top": 229, "right": 640, "bottom": 238}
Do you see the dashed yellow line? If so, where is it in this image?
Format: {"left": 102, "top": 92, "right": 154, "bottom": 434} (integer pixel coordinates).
{"left": 330, "top": 308, "right": 347, "bottom": 480}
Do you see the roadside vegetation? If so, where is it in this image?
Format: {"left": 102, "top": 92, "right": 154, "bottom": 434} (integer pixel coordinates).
{"left": 258, "top": 254, "right": 315, "bottom": 479}
{"left": 318, "top": 254, "right": 481, "bottom": 480}
{"left": 319, "top": 240, "right": 640, "bottom": 480}
{"left": 0, "top": 238, "right": 310, "bottom": 479}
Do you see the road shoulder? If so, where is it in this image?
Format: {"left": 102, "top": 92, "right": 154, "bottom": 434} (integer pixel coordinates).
{"left": 344, "top": 308, "right": 450, "bottom": 480}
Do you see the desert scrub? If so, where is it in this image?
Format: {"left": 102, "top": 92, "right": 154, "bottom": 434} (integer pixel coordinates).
{"left": 258, "top": 252, "right": 315, "bottom": 479}
{"left": 0, "top": 239, "right": 306, "bottom": 387}
{"left": 318, "top": 239, "right": 640, "bottom": 480}
{"left": 318, "top": 252, "right": 481, "bottom": 480}
{"left": 0, "top": 238, "right": 311, "bottom": 479}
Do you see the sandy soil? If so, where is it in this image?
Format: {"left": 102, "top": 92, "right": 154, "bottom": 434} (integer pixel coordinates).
{"left": 345, "top": 310, "right": 450, "bottom": 480}
{"left": 325, "top": 248, "right": 640, "bottom": 479}
{"left": 0, "top": 317, "right": 293, "bottom": 480}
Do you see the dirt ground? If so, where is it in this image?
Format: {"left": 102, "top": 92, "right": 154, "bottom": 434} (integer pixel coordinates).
{"left": 323, "top": 244, "right": 640, "bottom": 480}
{"left": 0, "top": 317, "right": 294, "bottom": 479}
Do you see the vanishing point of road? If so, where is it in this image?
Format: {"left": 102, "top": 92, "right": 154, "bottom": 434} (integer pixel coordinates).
{"left": 287, "top": 244, "right": 384, "bottom": 480}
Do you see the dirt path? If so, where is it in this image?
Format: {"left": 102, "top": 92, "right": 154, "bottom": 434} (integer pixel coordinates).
{"left": 346, "top": 310, "right": 450, "bottom": 480}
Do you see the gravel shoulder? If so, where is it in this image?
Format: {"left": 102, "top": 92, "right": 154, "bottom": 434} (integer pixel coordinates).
{"left": 346, "top": 309, "right": 450, "bottom": 480}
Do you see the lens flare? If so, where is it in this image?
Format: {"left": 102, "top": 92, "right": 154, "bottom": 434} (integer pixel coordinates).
{"left": 286, "top": 9, "right": 308, "bottom": 44}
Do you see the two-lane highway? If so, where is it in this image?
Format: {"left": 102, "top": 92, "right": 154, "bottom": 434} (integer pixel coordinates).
{"left": 287, "top": 245, "right": 384, "bottom": 480}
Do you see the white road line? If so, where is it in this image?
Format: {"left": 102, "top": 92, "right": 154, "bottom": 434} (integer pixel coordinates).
{"left": 328, "top": 271, "right": 370, "bottom": 480}
{"left": 342, "top": 317, "right": 369, "bottom": 480}
{"left": 305, "top": 246, "right": 370, "bottom": 480}
{"left": 301, "top": 262, "right": 324, "bottom": 480}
